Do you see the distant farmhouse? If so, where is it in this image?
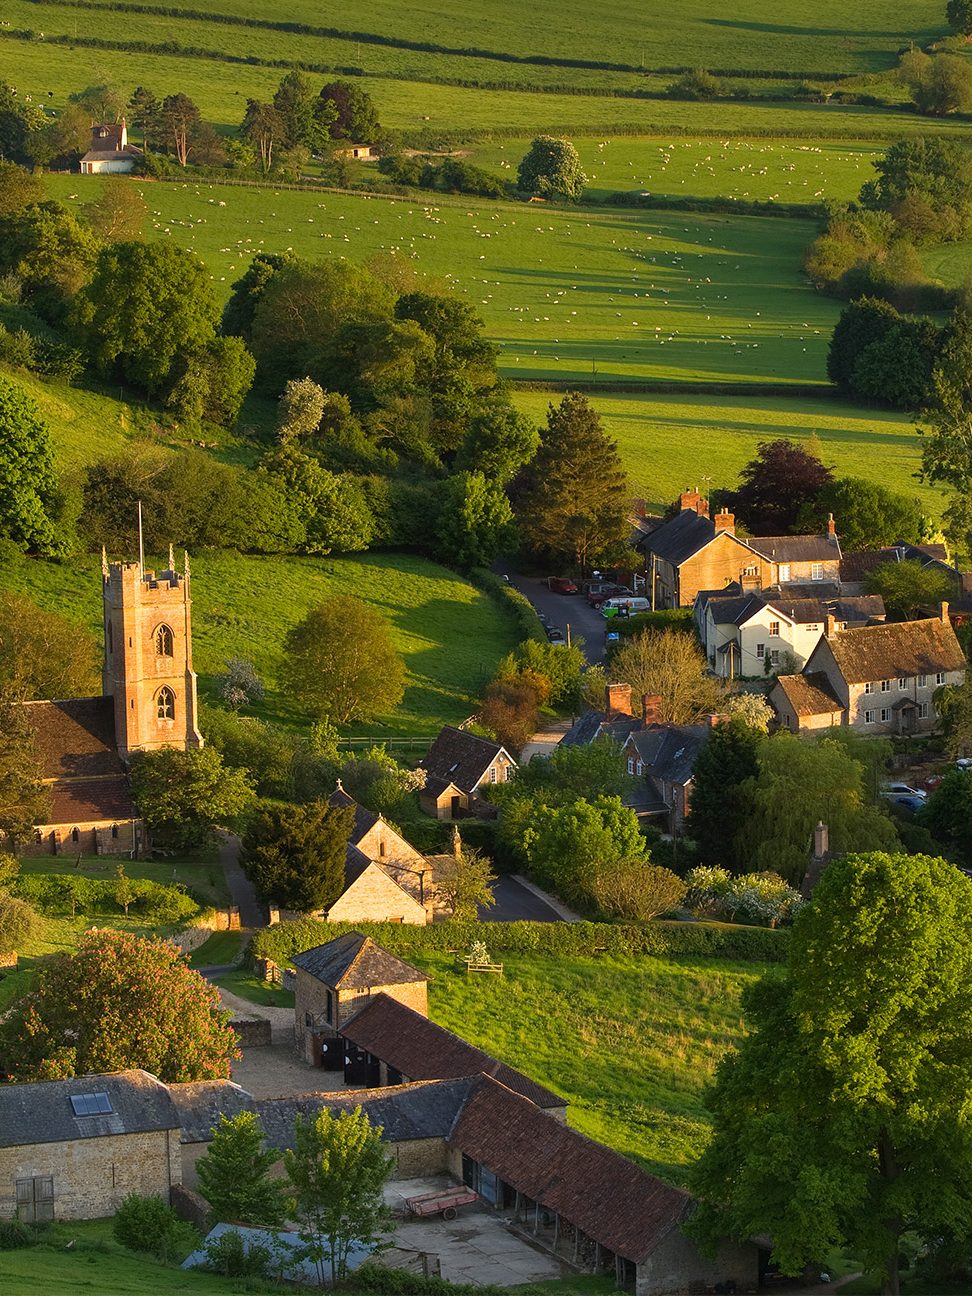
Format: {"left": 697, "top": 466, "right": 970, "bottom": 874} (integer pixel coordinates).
{"left": 419, "top": 726, "right": 516, "bottom": 819}
{"left": 14, "top": 553, "right": 203, "bottom": 857}
{"left": 79, "top": 120, "right": 142, "bottom": 174}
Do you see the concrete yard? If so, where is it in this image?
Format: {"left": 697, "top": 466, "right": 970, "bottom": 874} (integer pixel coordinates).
{"left": 384, "top": 1176, "right": 570, "bottom": 1287}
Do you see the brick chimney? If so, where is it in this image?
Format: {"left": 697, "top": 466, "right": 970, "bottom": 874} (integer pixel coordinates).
{"left": 641, "top": 693, "right": 664, "bottom": 725}
{"left": 679, "top": 487, "right": 710, "bottom": 519}
{"left": 813, "top": 820, "right": 829, "bottom": 858}
{"left": 705, "top": 712, "right": 730, "bottom": 728}
{"left": 824, "top": 613, "right": 837, "bottom": 638}
{"left": 605, "top": 683, "right": 633, "bottom": 716}
{"left": 827, "top": 512, "right": 836, "bottom": 537}
{"left": 941, "top": 601, "right": 950, "bottom": 624}
{"left": 714, "top": 510, "right": 735, "bottom": 535}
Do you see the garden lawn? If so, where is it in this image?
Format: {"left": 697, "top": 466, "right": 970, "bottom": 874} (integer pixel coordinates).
{"left": 471, "top": 136, "right": 884, "bottom": 207}
{"left": 0, "top": 552, "right": 520, "bottom": 738}
{"left": 513, "top": 389, "right": 937, "bottom": 514}
{"left": 46, "top": 176, "right": 841, "bottom": 386}
{"left": 412, "top": 948, "right": 762, "bottom": 1186}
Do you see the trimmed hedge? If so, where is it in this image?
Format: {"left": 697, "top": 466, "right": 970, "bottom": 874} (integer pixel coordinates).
{"left": 469, "top": 568, "right": 546, "bottom": 644}
{"left": 250, "top": 916, "right": 788, "bottom": 966}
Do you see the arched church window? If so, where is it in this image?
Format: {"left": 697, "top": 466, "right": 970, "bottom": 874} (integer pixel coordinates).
{"left": 154, "top": 625, "right": 174, "bottom": 657}
{"left": 71, "top": 828, "right": 80, "bottom": 843}
{"left": 156, "top": 687, "right": 175, "bottom": 721}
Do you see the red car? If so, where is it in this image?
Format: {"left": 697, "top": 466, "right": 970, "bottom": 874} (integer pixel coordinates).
{"left": 548, "top": 577, "right": 579, "bottom": 594}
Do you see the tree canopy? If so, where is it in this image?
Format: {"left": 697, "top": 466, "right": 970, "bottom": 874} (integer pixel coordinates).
{"left": 687, "top": 715, "right": 762, "bottom": 870}
{"left": 800, "top": 477, "right": 924, "bottom": 551}
{"left": 690, "top": 851, "right": 972, "bottom": 1294}
{"left": 729, "top": 438, "right": 834, "bottom": 534}
{"left": 129, "top": 746, "right": 254, "bottom": 850}
{"left": 517, "top": 136, "right": 587, "bottom": 200}
{"left": 0, "top": 374, "right": 60, "bottom": 554}
{"left": 240, "top": 798, "right": 354, "bottom": 913}
{"left": 864, "top": 559, "right": 955, "bottom": 620}
{"left": 197, "top": 1112, "right": 288, "bottom": 1226}
{"left": 611, "top": 629, "right": 724, "bottom": 725}
{"left": 0, "top": 591, "right": 99, "bottom": 700}
{"left": 0, "top": 930, "right": 238, "bottom": 1081}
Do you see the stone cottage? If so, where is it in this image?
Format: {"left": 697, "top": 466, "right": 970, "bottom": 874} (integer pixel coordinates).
{"left": 418, "top": 726, "right": 516, "bottom": 819}
{"left": 325, "top": 784, "right": 431, "bottom": 925}
{"left": 0, "top": 1071, "right": 181, "bottom": 1222}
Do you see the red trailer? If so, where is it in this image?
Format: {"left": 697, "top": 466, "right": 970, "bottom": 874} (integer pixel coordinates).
{"left": 404, "top": 1187, "right": 479, "bottom": 1221}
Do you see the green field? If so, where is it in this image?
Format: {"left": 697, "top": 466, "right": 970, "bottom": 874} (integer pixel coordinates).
{"left": 46, "top": 175, "right": 840, "bottom": 386}
{"left": 471, "top": 136, "right": 883, "bottom": 206}
{"left": 414, "top": 948, "right": 760, "bottom": 1183}
{"left": 513, "top": 390, "right": 935, "bottom": 512}
{"left": 0, "top": 552, "right": 520, "bottom": 737}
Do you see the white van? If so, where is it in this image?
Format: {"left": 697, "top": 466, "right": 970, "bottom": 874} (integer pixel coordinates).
{"left": 601, "top": 597, "right": 650, "bottom": 618}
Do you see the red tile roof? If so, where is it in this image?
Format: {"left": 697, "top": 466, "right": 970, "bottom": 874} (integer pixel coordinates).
{"left": 340, "top": 993, "right": 563, "bottom": 1110}
{"left": 43, "top": 777, "right": 137, "bottom": 826}
{"left": 451, "top": 1075, "right": 690, "bottom": 1263}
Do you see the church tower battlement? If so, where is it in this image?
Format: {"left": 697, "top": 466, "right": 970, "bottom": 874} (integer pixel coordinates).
{"left": 101, "top": 548, "right": 204, "bottom": 761}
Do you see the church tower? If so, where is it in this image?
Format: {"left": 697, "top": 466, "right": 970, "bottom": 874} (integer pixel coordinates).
{"left": 102, "top": 548, "right": 204, "bottom": 762}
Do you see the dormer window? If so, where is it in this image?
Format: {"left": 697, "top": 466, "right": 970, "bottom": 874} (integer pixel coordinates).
{"left": 154, "top": 624, "right": 174, "bottom": 657}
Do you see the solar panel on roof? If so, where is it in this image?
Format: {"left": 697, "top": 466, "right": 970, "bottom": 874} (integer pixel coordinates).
{"left": 70, "top": 1092, "right": 112, "bottom": 1116}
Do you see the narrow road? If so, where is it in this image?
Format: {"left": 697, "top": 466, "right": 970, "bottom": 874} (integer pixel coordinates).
{"left": 504, "top": 574, "right": 608, "bottom": 664}
{"left": 480, "top": 875, "right": 579, "bottom": 923}
{"left": 218, "top": 832, "right": 264, "bottom": 929}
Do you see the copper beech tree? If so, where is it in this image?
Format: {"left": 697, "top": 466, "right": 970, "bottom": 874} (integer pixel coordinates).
{"left": 0, "top": 930, "right": 239, "bottom": 1082}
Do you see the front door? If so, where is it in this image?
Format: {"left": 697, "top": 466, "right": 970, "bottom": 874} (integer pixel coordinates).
{"left": 16, "top": 1177, "right": 54, "bottom": 1223}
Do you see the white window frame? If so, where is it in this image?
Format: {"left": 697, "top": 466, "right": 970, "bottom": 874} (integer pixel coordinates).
{"left": 880, "top": 708, "right": 891, "bottom": 723}
{"left": 811, "top": 562, "right": 824, "bottom": 581}
{"left": 778, "top": 564, "right": 791, "bottom": 582}
{"left": 898, "top": 678, "right": 908, "bottom": 691}
{"left": 881, "top": 679, "right": 891, "bottom": 693}
{"left": 864, "top": 710, "right": 875, "bottom": 725}
{"left": 627, "top": 757, "right": 635, "bottom": 775}
{"left": 489, "top": 767, "right": 497, "bottom": 784}
{"left": 768, "top": 621, "right": 781, "bottom": 637}
{"left": 936, "top": 672, "right": 946, "bottom": 686}
{"left": 756, "top": 643, "right": 765, "bottom": 659}
{"left": 918, "top": 674, "right": 928, "bottom": 687}
{"left": 918, "top": 702, "right": 929, "bottom": 719}
{"left": 864, "top": 682, "right": 874, "bottom": 695}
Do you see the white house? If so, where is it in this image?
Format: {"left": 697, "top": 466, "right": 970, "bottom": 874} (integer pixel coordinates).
{"left": 79, "top": 121, "right": 142, "bottom": 174}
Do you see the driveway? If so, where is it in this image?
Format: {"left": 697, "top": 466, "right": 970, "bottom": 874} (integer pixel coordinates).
{"left": 481, "top": 875, "right": 577, "bottom": 923}
{"left": 503, "top": 575, "right": 608, "bottom": 664}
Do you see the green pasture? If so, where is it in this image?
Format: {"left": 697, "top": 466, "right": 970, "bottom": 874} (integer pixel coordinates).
{"left": 512, "top": 390, "right": 937, "bottom": 514}
{"left": 0, "top": 551, "right": 520, "bottom": 737}
{"left": 46, "top": 175, "right": 840, "bottom": 385}
{"left": 3, "top": 34, "right": 968, "bottom": 139}
{"left": 413, "top": 947, "right": 760, "bottom": 1183}
{"left": 13, "top": 0, "right": 941, "bottom": 76}
{"left": 472, "top": 136, "right": 883, "bottom": 206}
{"left": 922, "top": 239, "right": 972, "bottom": 288}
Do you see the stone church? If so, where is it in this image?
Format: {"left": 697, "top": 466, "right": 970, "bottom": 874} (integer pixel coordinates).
{"left": 21, "top": 551, "right": 203, "bottom": 856}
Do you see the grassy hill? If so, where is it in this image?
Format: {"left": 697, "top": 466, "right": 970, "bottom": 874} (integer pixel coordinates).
{"left": 0, "top": 552, "right": 519, "bottom": 738}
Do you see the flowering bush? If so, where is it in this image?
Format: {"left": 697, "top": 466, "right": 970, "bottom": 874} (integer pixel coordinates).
{"left": 684, "top": 867, "right": 802, "bottom": 928}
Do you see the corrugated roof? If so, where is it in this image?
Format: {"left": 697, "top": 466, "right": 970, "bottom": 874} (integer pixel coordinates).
{"left": 291, "top": 933, "right": 428, "bottom": 990}
{"left": 22, "top": 698, "right": 122, "bottom": 780}
{"left": 420, "top": 727, "right": 512, "bottom": 795}
{"left": 820, "top": 616, "right": 965, "bottom": 685}
{"left": 450, "top": 1075, "right": 690, "bottom": 1264}
{"left": 0, "top": 1070, "right": 179, "bottom": 1148}
{"left": 773, "top": 672, "right": 843, "bottom": 717}
{"left": 340, "top": 994, "right": 564, "bottom": 1110}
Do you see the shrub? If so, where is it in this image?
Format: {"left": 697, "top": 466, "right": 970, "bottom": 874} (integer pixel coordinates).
{"left": 468, "top": 569, "right": 546, "bottom": 644}
{"left": 113, "top": 1193, "right": 198, "bottom": 1262}
{"left": 204, "top": 1228, "right": 273, "bottom": 1278}
{"left": 0, "top": 1220, "right": 33, "bottom": 1250}
{"left": 13, "top": 873, "right": 199, "bottom": 924}
{"left": 684, "top": 866, "right": 802, "bottom": 927}
{"left": 250, "top": 916, "right": 787, "bottom": 966}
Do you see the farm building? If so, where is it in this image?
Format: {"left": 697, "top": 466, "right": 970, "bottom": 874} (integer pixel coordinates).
{"left": 324, "top": 783, "right": 432, "bottom": 925}
{"left": 334, "top": 143, "right": 375, "bottom": 159}
{"left": 79, "top": 121, "right": 142, "bottom": 174}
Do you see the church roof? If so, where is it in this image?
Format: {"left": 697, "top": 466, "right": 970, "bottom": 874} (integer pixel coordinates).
{"left": 43, "top": 777, "right": 138, "bottom": 827}
{"left": 22, "top": 698, "right": 123, "bottom": 779}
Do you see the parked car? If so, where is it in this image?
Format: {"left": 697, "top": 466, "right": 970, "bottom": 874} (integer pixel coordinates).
{"left": 546, "top": 626, "right": 566, "bottom": 644}
{"left": 954, "top": 758, "right": 972, "bottom": 771}
{"left": 602, "top": 596, "right": 650, "bottom": 618}
{"left": 881, "top": 782, "right": 926, "bottom": 802}
{"left": 548, "top": 576, "right": 578, "bottom": 594}
{"left": 587, "top": 584, "right": 631, "bottom": 608}
{"left": 887, "top": 793, "right": 926, "bottom": 814}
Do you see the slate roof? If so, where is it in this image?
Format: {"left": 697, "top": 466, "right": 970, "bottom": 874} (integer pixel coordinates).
{"left": 0, "top": 1070, "right": 179, "bottom": 1149}
{"left": 773, "top": 672, "right": 844, "bottom": 717}
{"left": 22, "top": 697, "right": 123, "bottom": 780}
{"left": 43, "top": 776, "right": 138, "bottom": 826}
{"left": 744, "top": 534, "right": 841, "bottom": 563}
{"left": 839, "top": 550, "right": 891, "bottom": 584}
{"left": 625, "top": 725, "right": 710, "bottom": 787}
{"left": 257, "top": 1078, "right": 477, "bottom": 1150}
{"left": 291, "top": 932, "right": 428, "bottom": 990}
{"left": 80, "top": 149, "right": 141, "bottom": 163}
{"left": 450, "top": 1075, "right": 690, "bottom": 1265}
{"left": 637, "top": 509, "right": 716, "bottom": 565}
{"left": 702, "top": 592, "right": 763, "bottom": 626}
{"left": 559, "top": 710, "right": 643, "bottom": 748}
{"left": 419, "top": 726, "right": 512, "bottom": 796}
{"left": 819, "top": 616, "right": 965, "bottom": 685}
{"left": 167, "top": 1080, "right": 256, "bottom": 1143}
{"left": 328, "top": 785, "right": 380, "bottom": 845}
{"left": 340, "top": 993, "right": 564, "bottom": 1110}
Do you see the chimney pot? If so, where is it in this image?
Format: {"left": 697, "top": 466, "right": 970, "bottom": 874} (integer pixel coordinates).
{"left": 827, "top": 512, "right": 836, "bottom": 537}
{"left": 824, "top": 614, "right": 837, "bottom": 639}
{"left": 714, "top": 510, "right": 735, "bottom": 535}
{"left": 941, "top": 601, "right": 950, "bottom": 624}
{"left": 605, "top": 683, "right": 633, "bottom": 717}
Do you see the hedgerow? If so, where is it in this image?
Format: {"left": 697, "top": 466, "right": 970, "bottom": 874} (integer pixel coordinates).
{"left": 14, "top": 873, "right": 200, "bottom": 924}
{"left": 469, "top": 568, "right": 546, "bottom": 644}
{"left": 249, "top": 916, "right": 788, "bottom": 966}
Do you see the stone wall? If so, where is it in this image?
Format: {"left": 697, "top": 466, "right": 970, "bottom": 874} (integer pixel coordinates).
{"left": 0, "top": 1129, "right": 181, "bottom": 1222}
{"left": 327, "top": 865, "right": 427, "bottom": 927}
{"left": 231, "top": 1018, "right": 272, "bottom": 1047}
{"left": 635, "top": 1230, "right": 759, "bottom": 1296}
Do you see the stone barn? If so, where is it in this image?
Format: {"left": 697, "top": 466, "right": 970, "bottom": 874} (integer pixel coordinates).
{"left": 0, "top": 1071, "right": 182, "bottom": 1221}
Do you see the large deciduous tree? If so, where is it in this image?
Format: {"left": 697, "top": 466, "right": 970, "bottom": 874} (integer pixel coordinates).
{"left": 434, "top": 470, "right": 514, "bottom": 570}
{"left": 517, "top": 392, "right": 630, "bottom": 571}
{"left": 240, "top": 798, "right": 353, "bottom": 913}
{"left": 73, "top": 241, "right": 220, "bottom": 396}
{"left": 433, "top": 843, "right": 496, "bottom": 921}
{"left": 729, "top": 438, "right": 834, "bottom": 534}
{"left": 918, "top": 767, "right": 972, "bottom": 865}
{"left": 799, "top": 476, "right": 924, "bottom": 551}
{"left": 517, "top": 136, "right": 587, "bottom": 200}
{"left": 0, "top": 690, "right": 49, "bottom": 843}
{"left": 285, "top": 1106, "right": 393, "bottom": 1286}
{"left": 0, "top": 930, "right": 239, "bottom": 1081}
{"left": 281, "top": 595, "right": 405, "bottom": 725}
{"left": 0, "top": 591, "right": 99, "bottom": 699}
{"left": 859, "top": 135, "right": 972, "bottom": 234}
{"left": 948, "top": 0, "right": 972, "bottom": 35}
{"left": 510, "top": 794, "right": 645, "bottom": 902}
{"left": 0, "top": 374, "right": 60, "bottom": 554}
{"left": 611, "top": 629, "right": 724, "bottom": 725}
{"left": 129, "top": 746, "right": 254, "bottom": 850}
{"left": 315, "top": 81, "right": 380, "bottom": 143}
{"left": 160, "top": 93, "right": 201, "bottom": 167}
{"left": 690, "top": 851, "right": 972, "bottom": 1295}
{"left": 864, "top": 559, "right": 955, "bottom": 620}
{"left": 241, "top": 99, "right": 284, "bottom": 174}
